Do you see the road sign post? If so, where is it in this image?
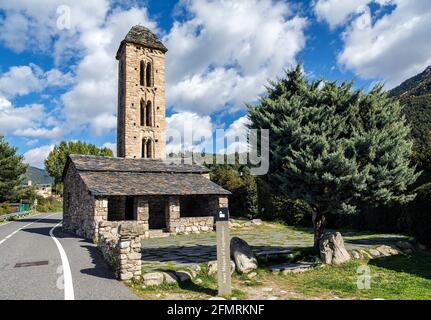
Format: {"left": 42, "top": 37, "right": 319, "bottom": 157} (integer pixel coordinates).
{"left": 215, "top": 207, "right": 231, "bottom": 296}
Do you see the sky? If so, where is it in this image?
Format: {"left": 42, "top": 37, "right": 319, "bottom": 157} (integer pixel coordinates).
{"left": 0, "top": 0, "right": 430, "bottom": 168}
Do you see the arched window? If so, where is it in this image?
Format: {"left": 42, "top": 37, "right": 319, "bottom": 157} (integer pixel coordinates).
{"left": 140, "top": 100, "right": 145, "bottom": 126}
{"left": 140, "top": 61, "right": 145, "bottom": 86}
{"left": 146, "top": 62, "right": 152, "bottom": 87}
{"left": 146, "top": 139, "right": 153, "bottom": 158}
{"left": 146, "top": 101, "right": 152, "bottom": 127}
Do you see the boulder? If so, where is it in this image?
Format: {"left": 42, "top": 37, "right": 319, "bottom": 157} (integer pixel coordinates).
{"left": 207, "top": 260, "right": 235, "bottom": 275}
{"left": 368, "top": 249, "right": 381, "bottom": 257}
{"left": 351, "top": 250, "right": 362, "bottom": 260}
{"left": 142, "top": 272, "right": 164, "bottom": 286}
{"left": 175, "top": 271, "right": 192, "bottom": 283}
{"left": 319, "top": 232, "right": 351, "bottom": 265}
{"left": 251, "top": 219, "right": 263, "bottom": 225}
{"left": 376, "top": 245, "right": 399, "bottom": 256}
{"left": 162, "top": 272, "right": 178, "bottom": 285}
{"left": 230, "top": 237, "right": 258, "bottom": 273}
{"left": 188, "top": 264, "right": 202, "bottom": 278}
{"left": 397, "top": 241, "right": 414, "bottom": 253}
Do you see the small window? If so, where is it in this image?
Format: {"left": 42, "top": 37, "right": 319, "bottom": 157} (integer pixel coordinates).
{"left": 146, "top": 101, "right": 152, "bottom": 127}
{"left": 140, "top": 61, "right": 145, "bottom": 86}
{"left": 140, "top": 100, "right": 145, "bottom": 126}
{"left": 146, "top": 139, "right": 153, "bottom": 158}
{"left": 146, "top": 62, "right": 152, "bottom": 87}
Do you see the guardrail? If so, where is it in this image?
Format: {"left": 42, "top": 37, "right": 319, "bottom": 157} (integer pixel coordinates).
{"left": 0, "top": 210, "right": 32, "bottom": 221}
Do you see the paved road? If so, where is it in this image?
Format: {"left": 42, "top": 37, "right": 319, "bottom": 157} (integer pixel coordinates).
{"left": 0, "top": 212, "right": 137, "bottom": 300}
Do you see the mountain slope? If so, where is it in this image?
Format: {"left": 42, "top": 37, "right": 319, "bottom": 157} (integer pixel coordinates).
{"left": 390, "top": 66, "right": 431, "bottom": 146}
{"left": 22, "top": 166, "right": 54, "bottom": 185}
{"left": 390, "top": 66, "right": 431, "bottom": 99}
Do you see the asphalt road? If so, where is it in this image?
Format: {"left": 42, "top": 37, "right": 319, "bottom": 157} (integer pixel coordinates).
{"left": 0, "top": 212, "right": 137, "bottom": 300}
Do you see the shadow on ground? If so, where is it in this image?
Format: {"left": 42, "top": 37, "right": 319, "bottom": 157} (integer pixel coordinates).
{"left": 369, "top": 252, "right": 431, "bottom": 280}
{"left": 22, "top": 226, "right": 116, "bottom": 280}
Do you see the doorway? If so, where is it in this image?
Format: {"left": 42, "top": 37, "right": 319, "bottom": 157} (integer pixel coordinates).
{"left": 125, "top": 196, "right": 134, "bottom": 220}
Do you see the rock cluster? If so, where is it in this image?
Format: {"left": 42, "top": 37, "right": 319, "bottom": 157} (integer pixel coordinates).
{"left": 319, "top": 232, "right": 351, "bottom": 265}
{"left": 230, "top": 237, "right": 258, "bottom": 273}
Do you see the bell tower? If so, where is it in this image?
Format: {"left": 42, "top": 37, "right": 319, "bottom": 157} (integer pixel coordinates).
{"left": 116, "top": 25, "right": 167, "bottom": 159}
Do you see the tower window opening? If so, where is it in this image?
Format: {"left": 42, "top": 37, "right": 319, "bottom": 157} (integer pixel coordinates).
{"left": 140, "top": 61, "right": 145, "bottom": 86}
{"left": 146, "top": 62, "right": 152, "bottom": 87}
{"left": 140, "top": 100, "right": 145, "bottom": 126}
{"left": 146, "top": 139, "right": 153, "bottom": 158}
{"left": 146, "top": 101, "right": 152, "bottom": 127}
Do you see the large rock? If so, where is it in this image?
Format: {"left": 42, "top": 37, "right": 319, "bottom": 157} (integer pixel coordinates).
{"left": 230, "top": 237, "right": 258, "bottom": 273}
{"left": 207, "top": 260, "right": 236, "bottom": 275}
{"left": 319, "top": 232, "right": 351, "bottom": 265}
{"left": 142, "top": 272, "right": 164, "bottom": 286}
{"left": 376, "top": 245, "right": 399, "bottom": 256}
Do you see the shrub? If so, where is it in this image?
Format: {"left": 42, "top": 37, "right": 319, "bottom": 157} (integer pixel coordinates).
{"left": 406, "top": 183, "right": 431, "bottom": 246}
{"left": 35, "top": 196, "right": 63, "bottom": 213}
{"left": 271, "top": 196, "right": 313, "bottom": 227}
{"left": 0, "top": 203, "right": 13, "bottom": 216}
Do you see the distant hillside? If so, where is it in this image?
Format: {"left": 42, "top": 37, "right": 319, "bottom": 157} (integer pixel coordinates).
{"left": 22, "top": 166, "right": 54, "bottom": 185}
{"left": 390, "top": 66, "right": 431, "bottom": 99}
{"left": 390, "top": 66, "right": 431, "bottom": 146}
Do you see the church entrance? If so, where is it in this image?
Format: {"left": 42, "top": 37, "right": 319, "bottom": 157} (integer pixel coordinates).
{"left": 148, "top": 197, "right": 167, "bottom": 230}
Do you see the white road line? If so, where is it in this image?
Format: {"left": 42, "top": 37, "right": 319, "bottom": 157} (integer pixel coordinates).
{"left": 0, "top": 213, "right": 58, "bottom": 245}
{"left": 0, "top": 212, "right": 58, "bottom": 228}
{"left": 49, "top": 222, "right": 74, "bottom": 300}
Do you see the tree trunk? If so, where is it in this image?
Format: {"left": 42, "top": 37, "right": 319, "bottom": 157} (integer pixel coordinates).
{"left": 312, "top": 210, "right": 326, "bottom": 250}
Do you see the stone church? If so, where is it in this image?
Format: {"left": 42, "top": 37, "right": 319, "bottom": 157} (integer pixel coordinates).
{"left": 62, "top": 26, "right": 230, "bottom": 242}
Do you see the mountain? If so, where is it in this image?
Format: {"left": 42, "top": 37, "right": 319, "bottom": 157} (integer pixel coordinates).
{"left": 390, "top": 66, "right": 431, "bottom": 146}
{"left": 22, "top": 166, "right": 54, "bottom": 185}
{"left": 390, "top": 66, "right": 431, "bottom": 99}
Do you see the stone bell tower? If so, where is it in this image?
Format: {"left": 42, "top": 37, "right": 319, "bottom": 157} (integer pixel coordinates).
{"left": 116, "top": 25, "right": 167, "bottom": 159}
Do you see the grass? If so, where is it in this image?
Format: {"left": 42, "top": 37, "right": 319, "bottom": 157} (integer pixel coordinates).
{"left": 130, "top": 252, "right": 431, "bottom": 300}
{"left": 267, "top": 252, "right": 431, "bottom": 300}
{"left": 128, "top": 263, "right": 247, "bottom": 300}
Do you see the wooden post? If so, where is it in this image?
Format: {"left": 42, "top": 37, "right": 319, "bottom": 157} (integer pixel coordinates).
{"left": 215, "top": 207, "right": 231, "bottom": 296}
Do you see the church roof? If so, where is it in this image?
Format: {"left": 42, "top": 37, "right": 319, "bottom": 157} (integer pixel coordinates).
{"left": 68, "top": 155, "right": 209, "bottom": 173}
{"left": 79, "top": 171, "right": 231, "bottom": 196}
{"left": 116, "top": 25, "right": 168, "bottom": 59}
{"left": 63, "top": 155, "right": 230, "bottom": 196}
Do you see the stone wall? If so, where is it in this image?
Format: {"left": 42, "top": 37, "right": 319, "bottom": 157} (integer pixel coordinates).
{"left": 63, "top": 163, "right": 102, "bottom": 241}
{"left": 97, "top": 221, "right": 147, "bottom": 280}
{"left": 117, "top": 42, "right": 166, "bottom": 159}
{"left": 176, "top": 216, "right": 214, "bottom": 234}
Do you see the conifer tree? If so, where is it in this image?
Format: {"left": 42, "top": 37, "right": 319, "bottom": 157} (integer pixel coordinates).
{"left": 248, "top": 65, "right": 419, "bottom": 248}
{"left": 0, "top": 136, "right": 28, "bottom": 202}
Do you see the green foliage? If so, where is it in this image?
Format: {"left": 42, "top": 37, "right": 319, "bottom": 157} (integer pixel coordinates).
{"left": 0, "top": 135, "right": 28, "bottom": 202}
{"left": 248, "top": 65, "right": 419, "bottom": 242}
{"left": 210, "top": 164, "right": 258, "bottom": 217}
{"left": 406, "top": 183, "right": 431, "bottom": 246}
{"left": 35, "top": 196, "right": 63, "bottom": 213}
{"left": 45, "top": 140, "right": 113, "bottom": 187}
{"left": 401, "top": 94, "right": 431, "bottom": 146}
{"left": 271, "top": 196, "right": 313, "bottom": 226}
{"left": 0, "top": 203, "right": 13, "bottom": 216}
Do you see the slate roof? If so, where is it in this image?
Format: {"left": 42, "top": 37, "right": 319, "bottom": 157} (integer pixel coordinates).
{"left": 116, "top": 25, "right": 168, "bottom": 59}
{"left": 80, "top": 171, "right": 231, "bottom": 196}
{"left": 64, "top": 155, "right": 230, "bottom": 196}
{"left": 69, "top": 155, "right": 209, "bottom": 173}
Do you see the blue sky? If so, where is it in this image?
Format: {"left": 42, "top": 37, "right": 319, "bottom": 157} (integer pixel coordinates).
{"left": 0, "top": 0, "right": 430, "bottom": 168}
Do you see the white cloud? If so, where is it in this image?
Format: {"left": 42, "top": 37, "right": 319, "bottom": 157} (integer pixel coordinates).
{"left": 166, "top": 112, "right": 213, "bottom": 154}
{"left": 314, "top": 0, "right": 431, "bottom": 88}
{"left": 13, "top": 127, "right": 63, "bottom": 139}
{"left": 166, "top": 112, "right": 251, "bottom": 155}
{"left": 23, "top": 144, "right": 54, "bottom": 168}
{"left": 338, "top": 0, "right": 431, "bottom": 87}
{"left": 314, "top": 0, "right": 371, "bottom": 28}
{"left": 61, "top": 7, "right": 157, "bottom": 135}
{"left": 164, "top": 0, "right": 307, "bottom": 114}
{"left": 0, "top": 64, "right": 73, "bottom": 98}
